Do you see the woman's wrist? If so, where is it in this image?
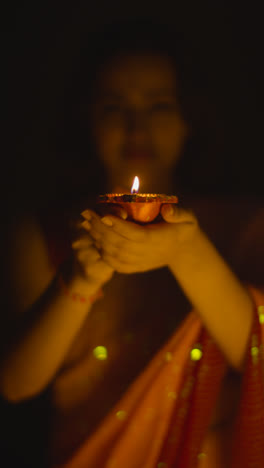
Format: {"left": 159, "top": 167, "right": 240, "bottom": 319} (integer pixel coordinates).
{"left": 58, "top": 257, "right": 104, "bottom": 301}
{"left": 58, "top": 274, "right": 103, "bottom": 304}
{"left": 67, "top": 272, "right": 103, "bottom": 294}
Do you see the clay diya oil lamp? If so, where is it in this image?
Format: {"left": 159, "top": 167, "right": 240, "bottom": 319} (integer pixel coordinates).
{"left": 97, "top": 176, "right": 178, "bottom": 223}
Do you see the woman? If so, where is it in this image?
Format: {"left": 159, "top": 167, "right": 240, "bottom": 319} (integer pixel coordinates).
{"left": 1, "top": 18, "right": 263, "bottom": 468}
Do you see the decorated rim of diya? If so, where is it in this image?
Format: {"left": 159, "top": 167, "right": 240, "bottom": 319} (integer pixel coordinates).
{"left": 97, "top": 193, "right": 178, "bottom": 203}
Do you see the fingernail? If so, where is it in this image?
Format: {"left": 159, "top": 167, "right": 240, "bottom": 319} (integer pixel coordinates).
{"left": 81, "top": 210, "right": 92, "bottom": 220}
{"left": 121, "top": 210, "right": 128, "bottom": 220}
{"left": 101, "top": 217, "right": 113, "bottom": 226}
{"left": 81, "top": 220, "right": 91, "bottom": 229}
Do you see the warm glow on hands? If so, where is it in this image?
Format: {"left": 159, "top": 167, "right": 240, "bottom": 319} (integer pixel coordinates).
{"left": 82, "top": 206, "right": 198, "bottom": 274}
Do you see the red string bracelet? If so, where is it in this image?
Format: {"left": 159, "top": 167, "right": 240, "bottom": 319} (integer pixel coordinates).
{"left": 58, "top": 275, "right": 104, "bottom": 304}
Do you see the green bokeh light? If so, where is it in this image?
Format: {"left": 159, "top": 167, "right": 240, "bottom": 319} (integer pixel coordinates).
{"left": 93, "top": 346, "right": 108, "bottom": 360}
{"left": 190, "top": 347, "right": 203, "bottom": 361}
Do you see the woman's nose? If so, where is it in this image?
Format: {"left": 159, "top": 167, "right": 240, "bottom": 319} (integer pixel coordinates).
{"left": 125, "top": 110, "right": 148, "bottom": 141}
{"left": 125, "top": 109, "right": 148, "bottom": 131}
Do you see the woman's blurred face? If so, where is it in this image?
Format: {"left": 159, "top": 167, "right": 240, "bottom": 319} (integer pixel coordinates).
{"left": 90, "top": 53, "right": 189, "bottom": 192}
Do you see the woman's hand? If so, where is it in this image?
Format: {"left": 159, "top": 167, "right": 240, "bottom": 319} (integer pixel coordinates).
{"left": 70, "top": 220, "right": 114, "bottom": 289}
{"left": 81, "top": 205, "right": 199, "bottom": 274}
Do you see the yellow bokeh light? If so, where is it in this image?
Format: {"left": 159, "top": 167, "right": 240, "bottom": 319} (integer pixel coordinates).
{"left": 251, "top": 346, "right": 259, "bottom": 357}
{"left": 116, "top": 410, "right": 127, "bottom": 421}
{"left": 259, "top": 314, "right": 264, "bottom": 325}
{"left": 93, "top": 346, "right": 108, "bottom": 360}
{"left": 190, "top": 347, "right": 203, "bottom": 361}
{"left": 258, "top": 305, "right": 264, "bottom": 324}
{"left": 165, "top": 351, "right": 172, "bottom": 362}
{"left": 168, "top": 391, "right": 177, "bottom": 400}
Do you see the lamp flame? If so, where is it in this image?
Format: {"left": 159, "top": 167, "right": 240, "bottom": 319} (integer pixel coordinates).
{"left": 131, "top": 176, "right": 140, "bottom": 194}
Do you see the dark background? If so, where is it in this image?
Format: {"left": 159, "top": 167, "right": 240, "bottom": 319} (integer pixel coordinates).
{"left": 5, "top": 1, "right": 264, "bottom": 216}
{"left": 2, "top": 4, "right": 264, "bottom": 466}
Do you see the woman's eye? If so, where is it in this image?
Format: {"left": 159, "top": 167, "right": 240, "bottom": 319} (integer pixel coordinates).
{"left": 151, "top": 102, "right": 175, "bottom": 112}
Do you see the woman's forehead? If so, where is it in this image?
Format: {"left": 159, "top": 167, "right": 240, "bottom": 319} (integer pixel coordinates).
{"left": 95, "top": 53, "right": 178, "bottom": 97}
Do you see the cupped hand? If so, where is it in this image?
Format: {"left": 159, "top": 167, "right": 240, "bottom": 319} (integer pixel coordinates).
{"left": 81, "top": 204, "right": 198, "bottom": 274}
{"left": 70, "top": 219, "right": 114, "bottom": 289}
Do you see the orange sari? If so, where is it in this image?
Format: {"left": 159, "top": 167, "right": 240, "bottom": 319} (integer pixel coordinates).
{"left": 55, "top": 285, "right": 264, "bottom": 468}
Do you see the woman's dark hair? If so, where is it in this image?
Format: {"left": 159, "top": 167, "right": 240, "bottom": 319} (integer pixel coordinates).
{"left": 59, "top": 17, "right": 220, "bottom": 199}
{"left": 83, "top": 18, "right": 204, "bottom": 119}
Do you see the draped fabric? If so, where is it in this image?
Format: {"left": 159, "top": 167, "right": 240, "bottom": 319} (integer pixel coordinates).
{"left": 54, "top": 286, "right": 264, "bottom": 468}
{"left": 229, "top": 286, "right": 264, "bottom": 468}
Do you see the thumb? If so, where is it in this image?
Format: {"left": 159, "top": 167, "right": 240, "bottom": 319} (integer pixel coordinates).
{"left": 161, "top": 204, "right": 195, "bottom": 224}
{"left": 112, "top": 206, "right": 128, "bottom": 220}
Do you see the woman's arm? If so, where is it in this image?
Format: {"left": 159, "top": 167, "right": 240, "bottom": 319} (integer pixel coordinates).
{"left": 0, "top": 216, "right": 113, "bottom": 402}
{"left": 169, "top": 225, "right": 255, "bottom": 372}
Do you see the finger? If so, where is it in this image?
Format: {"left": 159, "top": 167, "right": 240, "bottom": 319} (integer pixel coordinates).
{"left": 101, "top": 240, "right": 142, "bottom": 263}
{"left": 89, "top": 225, "right": 131, "bottom": 256}
{"left": 76, "top": 245, "right": 101, "bottom": 264}
{"left": 161, "top": 204, "right": 196, "bottom": 224}
{"left": 71, "top": 237, "right": 93, "bottom": 250}
{"left": 100, "top": 216, "right": 146, "bottom": 242}
{"left": 81, "top": 220, "right": 91, "bottom": 231}
{"left": 81, "top": 210, "right": 95, "bottom": 221}
{"left": 89, "top": 224, "right": 143, "bottom": 257}
{"left": 97, "top": 204, "right": 128, "bottom": 220}
{"left": 100, "top": 253, "right": 137, "bottom": 274}
{"left": 89, "top": 215, "right": 122, "bottom": 243}
{"left": 81, "top": 211, "right": 109, "bottom": 237}
{"left": 81, "top": 209, "right": 112, "bottom": 225}
{"left": 69, "top": 218, "right": 92, "bottom": 241}
{"left": 89, "top": 225, "right": 103, "bottom": 242}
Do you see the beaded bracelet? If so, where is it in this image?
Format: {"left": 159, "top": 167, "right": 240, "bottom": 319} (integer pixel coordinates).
{"left": 58, "top": 275, "right": 104, "bottom": 304}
